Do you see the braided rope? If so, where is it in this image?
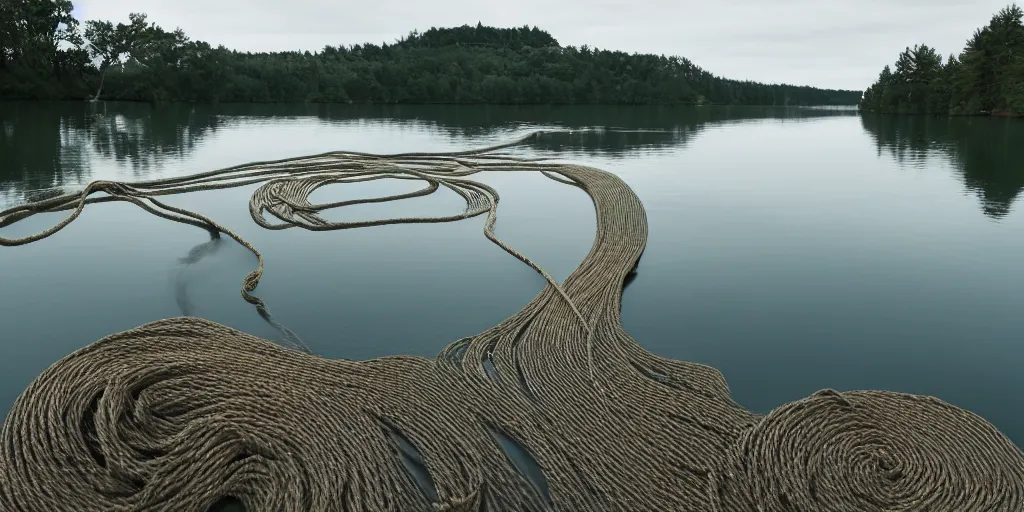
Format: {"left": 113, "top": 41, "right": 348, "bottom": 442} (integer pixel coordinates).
{"left": 1, "top": 131, "right": 1021, "bottom": 511}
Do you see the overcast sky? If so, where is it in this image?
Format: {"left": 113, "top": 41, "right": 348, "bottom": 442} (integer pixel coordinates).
{"left": 74, "top": 0, "right": 1013, "bottom": 91}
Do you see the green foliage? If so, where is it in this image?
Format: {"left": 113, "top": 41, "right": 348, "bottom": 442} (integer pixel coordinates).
{"left": 82, "top": 13, "right": 149, "bottom": 99}
{"left": 0, "top": 0, "right": 90, "bottom": 99}
{"left": 398, "top": 24, "right": 559, "bottom": 50}
{"left": 2, "top": 6, "right": 862, "bottom": 105}
{"left": 861, "top": 4, "right": 1024, "bottom": 116}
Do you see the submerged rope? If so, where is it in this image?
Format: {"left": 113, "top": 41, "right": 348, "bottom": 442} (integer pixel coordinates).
{"left": 1, "top": 131, "right": 1022, "bottom": 511}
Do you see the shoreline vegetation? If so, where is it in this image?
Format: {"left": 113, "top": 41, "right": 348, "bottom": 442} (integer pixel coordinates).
{"left": 0, "top": 2, "right": 861, "bottom": 106}
{"left": 860, "top": 4, "right": 1024, "bottom": 117}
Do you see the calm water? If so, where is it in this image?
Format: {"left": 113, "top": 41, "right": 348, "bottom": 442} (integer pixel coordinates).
{"left": 2, "top": 102, "right": 1022, "bottom": 447}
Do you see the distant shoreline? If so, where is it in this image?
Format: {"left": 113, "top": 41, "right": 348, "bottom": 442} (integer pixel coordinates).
{"left": 1, "top": 8, "right": 861, "bottom": 107}
{"left": 1, "top": 98, "right": 862, "bottom": 108}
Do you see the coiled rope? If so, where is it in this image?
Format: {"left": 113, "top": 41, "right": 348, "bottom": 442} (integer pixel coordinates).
{"left": 1, "top": 131, "right": 1022, "bottom": 511}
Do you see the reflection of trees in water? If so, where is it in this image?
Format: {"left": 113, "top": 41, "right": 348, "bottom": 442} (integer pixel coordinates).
{"left": 205, "top": 103, "right": 854, "bottom": 158}
{"left": 0, "top": 104, "right": 91, "bottom": 204}
{"left": 310, "top": 104, "right": 859, "bottom": 158}
{"left": 86, "top": 102, "right": 222, "bottom": 177}
{"left": 0, "top": 102, "right": 223, "bottom": 206}
{"left": 1, "top": 101, "right": 857, "bottom": 205}
{"left": 860, "top": 114, "right": 1024, "bottom": 218}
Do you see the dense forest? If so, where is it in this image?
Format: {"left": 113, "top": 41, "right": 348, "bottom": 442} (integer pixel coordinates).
{"left": 0, "top": 1, "right": 861, "bottom": 105}
{"left": 860, "top": 4, "right": 1024, "bottom": 116}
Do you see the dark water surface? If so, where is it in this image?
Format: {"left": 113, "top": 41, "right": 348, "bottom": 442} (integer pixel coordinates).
{"left": 2, "top": 102, "right": 1022, "bottom": 447}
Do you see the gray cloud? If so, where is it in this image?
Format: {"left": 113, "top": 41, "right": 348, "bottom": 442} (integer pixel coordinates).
{"left": 77, "top": 0, "right": 1011, "bottom": 90}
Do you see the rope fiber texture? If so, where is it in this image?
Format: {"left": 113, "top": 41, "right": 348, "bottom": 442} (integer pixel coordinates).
{"left": 1, "top": 131, "right": 1022, "bottom": 511}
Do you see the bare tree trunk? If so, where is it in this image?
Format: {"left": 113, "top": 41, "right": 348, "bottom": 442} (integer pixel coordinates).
{"left": 92, "top": 66, "right": 108, "bottom": 102}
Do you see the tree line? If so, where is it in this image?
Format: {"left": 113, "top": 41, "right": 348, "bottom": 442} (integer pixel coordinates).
{"left": 1, "top": 1, "right": 861, "bottom": 106}
{"left": 860, "top": 4, "right": 1024, "bottom": 116}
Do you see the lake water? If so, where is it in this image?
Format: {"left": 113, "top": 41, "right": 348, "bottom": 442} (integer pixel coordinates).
{"left": 1, "top": 102, "right": 1022, "bottom": 448}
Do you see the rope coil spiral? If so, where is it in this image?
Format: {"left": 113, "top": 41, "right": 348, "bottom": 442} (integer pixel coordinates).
{"left": 1, "top": 131, "right": 1022, "bottom": 511}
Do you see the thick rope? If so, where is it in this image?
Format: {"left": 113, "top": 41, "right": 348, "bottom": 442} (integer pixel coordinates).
{"left": 1, "top": 131, "right": 1022, "bottom": 511}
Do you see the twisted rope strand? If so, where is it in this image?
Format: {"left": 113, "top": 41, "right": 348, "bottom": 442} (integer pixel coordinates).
{"left": 1, "top": 131, "right": 1022, "bottom": 511}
